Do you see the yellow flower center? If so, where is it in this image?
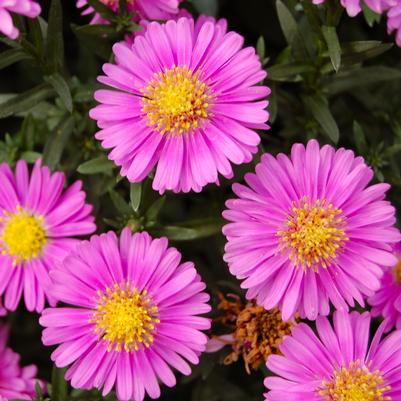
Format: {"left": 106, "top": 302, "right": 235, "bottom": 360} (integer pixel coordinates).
{"left": 320, "top": 361, "right": 391, "bottom": 401}
{"left": 92, "top": 283, "right": 159, "bottom": 352}
{"left": 0, "top": 206, "right": 47, "bottom": 263}
{"left": 394, "top": 255, "right": 401, "bottom": 284}
{"left": 278, "top": 198, "right": 348, "bottom": 270}
{"left": 141, "top": 66, "right": 211, "bottom": 135}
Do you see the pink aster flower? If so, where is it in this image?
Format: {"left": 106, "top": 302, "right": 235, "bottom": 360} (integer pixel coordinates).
{"left": 0, "top": 0, "right": 41, "bottom": 39}
{"left": 40, "top": 229, "right": 211, "bottom": 401}
{"left": 387, "top": 2, "right": 401, "bottom": 46}
{"left": 223, "top": 140, "right": 400, "bottom": 321}
{"left": 90, "top": 16, "right": 269, "bottom": 194}
{"left": 0, "top": 160, "right": 96, "bottom": 313}
{"left": 77, "top": 0, "right": 181, "bottom": 24}
{"left": 369, "top": 242, "right": 401, "bottom": 331}
{"left": 0, "top": 324, "right": 43, "bottom": 400}
{"left": 265, "top": 310, "right": 401, "bottom": 401}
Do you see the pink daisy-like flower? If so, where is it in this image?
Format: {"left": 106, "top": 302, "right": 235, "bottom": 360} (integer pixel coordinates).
{"left": 369, "top": 242, "right": 401, "bottom": 331}
{"left": 0, "top": 0, "right": 41, "bottom": 39}
{"left": 90, "top": 16, "right": 269, "bottom": 194}
{"left": 387, "top": 2, "right": 401, "bottom": 46}
{"left": 223, "top": 140, "right": 401, "bottom": 321}
{"left": 39, "top": 229, "right": 211, "bottom": 401}
{"left": 0, "top": 324, "right": 43, "bottom": 400}
{"left": 77, "top": 0, "right": 181, "bottom": 24}
{"left": 0, "top": 160, "right": 96, "bottom": 313}
{"left": 265, "top": 310, "right": 401, "bottom": 401}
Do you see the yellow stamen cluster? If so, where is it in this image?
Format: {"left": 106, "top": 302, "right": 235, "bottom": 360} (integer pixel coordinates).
{"left": 141, "top": 66, "right": 211, "bottom": 135}
{"left": 92, "top": 283, "right": 159, "bottom": 352}
{"left": 278, "top": 198, "right": 348, "bottom": 270}
{"left": 320, "top": 361, "right": 391, "bottom": 401}
{"left": 0, "top": 206, "right": 47, "bottom": 263}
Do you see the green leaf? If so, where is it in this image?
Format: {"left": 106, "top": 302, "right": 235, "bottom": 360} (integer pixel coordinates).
{"left": 27, "top": 18, "right": 44, "bottom": 57}
{"left": 256, "top": 36, "right": 266, "bottom": 60}
{"left": 77, "top": 156, "right": 115, "bottom": 174}
{"left": 20, "top": 151, "right": 41, "bottom": 163}
{"left": 322, "top": 26, "right": 341, "bottom": 72}
{"left": 148, "top": 218, "right": 223, "bottom": 241}
{"left": 145, "top": 196, "right": 166, "bottom": 222}
{"left": 42, "top": 115, "right": 75, "bottom": 170}
{"left": 119, "top": 0, "right": 128, "bottom": 15}
{"left": 0, "top": 49, "right": 31, "bottom": 70}
{"left": 51, "top": 367, "right": 68, "bottom": 401}
{"left": 44, "top": 74, "right": 72, "bottom": 112}
{"left": 109, "top": 189, "right": 132, "bottom": 215}
{"left": 353, "top": 121, "right": 367, "bottom": 154}
{"left": 46, "top": 0, "right": 64, "bottom": 72}
{"left": 130, "top": 182, "right": 142, "bottom": 213}
{"left": 362, "top": 1, "right": 381, "bottom": 27}
{"left": 0, "top": 84, "right": 54, "bottom": 119}
{"left": 304, "top": 95, "right": 339, "bottom": 143}
{"left": 341, "top": 41, "right": 393, "bottom": 64}
{"left": 86, "top": 0, "right": 116, "bottom": 21}
{"left": 276, "top": 0, "right": 297, "bottom": 46}
{"left": 324, "top": 66, "right": 401, "bottom": 95}
{"left": 268, "top": 63, "right": 314, "bottom": 81}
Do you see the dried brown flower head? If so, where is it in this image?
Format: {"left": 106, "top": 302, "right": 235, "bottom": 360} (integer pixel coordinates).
{"left": 213, "top": 293, "right": 296, "bottom": 374}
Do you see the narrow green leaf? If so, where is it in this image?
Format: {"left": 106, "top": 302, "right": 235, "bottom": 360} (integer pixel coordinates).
{"left": 45, "top": 74, "right": 72, "bottom": 112}
{"left": 353, "top": 121, "right": 367, "bottom": 154}
{"left": 341, "top": 41, "right": 393, "bottom": 64}
{"left": 73, "top": 23, "right": 117, "bottom": 36}
{"left": 362, "top": 1, "right": 381, "bottom": 27}
{"left": 0, "top": 49, "right": 31, "bottom": 70}
{"left": 42, "top": 115, "right": 75, "bottom": 170}
{"left": 324, "top": 66, "right": 401, "bottom": 95}
{"left": 304, "top": 95, "right": 339, "bottom": 143}
{"left": 146, "top": 196, "right": 166, "bottom": 222}
{"left": 77, "top": 156, "right": 115, "bottom": 174}
{"left": 0, "top": 84, "right": 54, "bottom": 119}
{"left": 27, "top": 18, "right": 44, "bottom": 57}
{"left": 148, "top": 219, "right": 223, "bottom": 241}
{"left": 46, "top": 0, "right": 64, "bottom": 72}
{"left": 322, "top": 26, "right": 341, "bottom": 72}
{"left": 119, "top": 0, "right": 128, "bottom": 15}
{"left": 109, "top": 189, "right": 132, "bottom": 215}
{"left": 130, "top": 183, "right": 142, "bottom": 213}
{"left": 51, "top": 366, "right": 68, "bottom": 401}
{"left": 276, "top": 0, "right": 297, "bottom": 45}
{"left": 256, "top": 36, "right": 266, "bottom": 60}
{"left": 268, "top": 63, "right": 314, "bottom": 81}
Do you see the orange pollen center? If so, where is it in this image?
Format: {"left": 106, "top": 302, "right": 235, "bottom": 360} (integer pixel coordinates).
{"left": 141, "top": 66, "right": 211, "bottom": 135}
{"left": 394, "top": 256, "right": 401, "bottom": 284}
{"left": 319, "top": 361, "right": 391, "bottom": 401}
{"left": 277, "top": 198, "right": 348, "bottom": 270}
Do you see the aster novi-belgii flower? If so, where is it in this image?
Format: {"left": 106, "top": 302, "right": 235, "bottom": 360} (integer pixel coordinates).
{"left": 90, "top": 16, "right": 270, "bottom": 193}
{"left": 223, "top": 140, "right": 401, "bottom": 321}
{"left": 0, "top": 324, "right": 43, "bottom": 400}
{"left": 40, "top": 229, "right": 211, "bottom": 401}
{"left": 0, "top": 0, "right": 41, "bottom": 39}
{"left": 265, "top": 310, "right": 401, "bottom": 401}
{"left": 0, "top": 160, "right": 96, "bottom": 313}
{"left": 77, "top": 0, "right": 181, "bottom": 24}
{"left": 369, "top": 242, "right": 401, "bottom": 331}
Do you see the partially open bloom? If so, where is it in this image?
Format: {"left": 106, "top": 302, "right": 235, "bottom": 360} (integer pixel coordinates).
{"left": 265, "top": 310, "right": 401, "bottom": 401}
{"left": 0, "top": 0, "right": 41, "bottom": 39}
{"left": 90, "top": 16, "right": 269, "bottom": 193}
{"left": 77, "top": 0, "right": 181, "bottom": 24}
{"left": 207, "top": 294, "right": 295, "bottom": 373}
{"left": 40, "top": 229, "right": 211, "bottom": 401}
{"left": 369, "top": 242, "right": 401, "bottom": 331}
{"left": 0, "top": 324, "right": 43, "bottom": 400}
{"left": 223, "top": 140, "right": 400, "bottom": 321}
{"left": 313, "top": 0, "right": 401, "bottom": 46}
{"left": 0, "top": 160, "right": 95, "bottom": 313}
